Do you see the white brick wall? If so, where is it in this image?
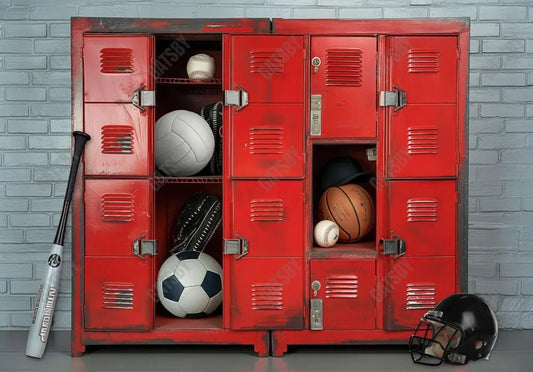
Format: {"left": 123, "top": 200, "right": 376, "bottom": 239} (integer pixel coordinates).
{"left": 0, "top": 0, "right": 532, "bottom": 330}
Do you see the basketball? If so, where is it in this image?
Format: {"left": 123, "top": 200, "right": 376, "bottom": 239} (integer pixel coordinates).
{"left": 318, "top": 184, "right": 374, "bottom": 243}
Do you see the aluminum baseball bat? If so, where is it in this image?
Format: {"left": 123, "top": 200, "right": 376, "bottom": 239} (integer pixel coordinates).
{"left": 26, "top": 131, "right": 90, "bottom": 358}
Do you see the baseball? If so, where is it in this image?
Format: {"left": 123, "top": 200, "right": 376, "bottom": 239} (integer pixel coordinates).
{"left": 314, "top": 220, "right": 340, "bottom": 248}
{"left": 186, "top": 53, "right": 215, "bottom": 80}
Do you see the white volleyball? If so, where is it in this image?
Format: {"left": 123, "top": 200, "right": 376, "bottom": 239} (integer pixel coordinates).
{"left": 314, "top": 220, "right": 340, "bottom": 248}
{"left": 155, "top": 110, "right": 215, "bottom": 177}
{"left": 186, "top": 54, "right": 215, "bottom": 80}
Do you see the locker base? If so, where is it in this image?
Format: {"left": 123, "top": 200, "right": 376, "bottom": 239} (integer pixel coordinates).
{"left": 271, "top": 330, "right": 413, "bottom": 357}
{"left": 74, "top": 329, "right": 270, "bottom": 357}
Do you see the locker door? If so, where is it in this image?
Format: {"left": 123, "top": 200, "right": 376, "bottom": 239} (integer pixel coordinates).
{"left": 83, "top": 35, "right": 154, "bottom": 103}
{"left": 310, "top": 37, "right": 377, "bottom": 138}
{"left": 84, "top": 179, "right": 152, "bottom": 256}
{"left": 84, "top": 257, "right": 154, "bottom": 330}
{"left": 84, "top": 179, "right": 154, "bottom": 330}
{"left": 84, "top": 104, "right": 153, "bottom": 176}
{"left": 388, "top": 105, "right": 457, "bottom": 178}
{"left": 230, "top": 104, "right": 304, "bottom": 178}
{"left": 390, "top": 36, "right": 457, "bottom": 104}
{"left": 384, "top": 256, "right": 455, "bottom": 330}
{"left": 388, "top": 180, "right": 456, "bottom": 257}
{"left": 229, "top": 35, "right": 304, "bottom": 103}
{"left": 387, "top": 36, "right": 458, "bottom": 178}
{"left": 231, "top": 180, "right": 304, "bottom": 257}
{"left": 310, "top": 259, "right": 376, "bottom": 330}
{"left": 228, "top": 257, "right": 303, "bottom": 330}
{"left": 224, "top": 35, "right": 305, "bottom": 330}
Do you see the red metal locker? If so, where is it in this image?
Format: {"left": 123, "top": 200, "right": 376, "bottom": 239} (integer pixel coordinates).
{"left": 228, "top": 257, "right": 303, "bottom": 330}
{"left": 84, "top": 256, "right": 154, "bottom": 330}
{"left": 71, "top": 18, "right": 468, "bottom": 357}
{"left": 387, "top": 36, "right": 458, "bottom": 178}
{"left": 390, "top": 36, "right": 457, "bottom": 104}
{"left": 84, "top": 104, "right": 153, "bottom": 176}
{"left": 230, "top": 104, "right": 304, "bottom": 179}
{"left": 83, "top": 35, "right": 154, "bottom": 103}
{"left": 84, "top": 179, "right": 153, "bottom": 256}
{"left": 231, "top": 180, "right": 304, "bottom": 257}
{"left": 388, "top": 180, "right": 456, "bottom": 257}
{"left": 229, "top": 35, "right": 304, "bottom": 103}
{"left": 310, "top": 37, "right": 377, "bottom": 138}
{"left": 83, "top": 179, "right": 154, "bottom": 330}
{"left": 383, "top": 256, "right": 455, "bottom": 330}
{"left": 310, "top": 259, "right": 376, "bottom": 330}
{"left": 388, "top": 104, "right": 457, "bottom": 178}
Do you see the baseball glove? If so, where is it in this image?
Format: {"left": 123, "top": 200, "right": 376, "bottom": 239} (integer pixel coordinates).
{"left": 171, "top": 192, "right": 222, "bottom": 253}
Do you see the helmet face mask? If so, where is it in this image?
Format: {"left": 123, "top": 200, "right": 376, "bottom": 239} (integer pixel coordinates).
{"left": 409, "top": 316, "right": 464, "bottom": 366}
{"left": 408, "top": 294, "right": 498, "bottom": 366}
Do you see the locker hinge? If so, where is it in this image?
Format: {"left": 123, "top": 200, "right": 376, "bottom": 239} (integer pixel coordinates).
{"left": 382, "top": 234, "right": 406, "bottom": 259}
{"left": 224, "top": 85, "right": 248, "bottom": 111}
{"left": 131, "top": 85, "right": 156, "bottom": 111}
{"left": 223, "top": 234, "right": 248, "bottom": 259}
{"left": 379, "top": 85, "right": 406, "bottom": 111}
{"left": 132, "top": 235, "right": 158, "bottom": 260}
{"left": 310, "top": 299, "right": 323, "bottom": 330}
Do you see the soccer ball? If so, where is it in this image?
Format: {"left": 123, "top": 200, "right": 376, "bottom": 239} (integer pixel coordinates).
{"left": 157, "top": 250, "right": 222, "bottom": 318}
{"left": 155, "top": 110, "right": 215, "bottom": 177}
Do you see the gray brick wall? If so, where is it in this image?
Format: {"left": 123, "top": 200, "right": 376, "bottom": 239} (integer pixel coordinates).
{"left": 0, "top": 0, "right": 532, "bottom": 330}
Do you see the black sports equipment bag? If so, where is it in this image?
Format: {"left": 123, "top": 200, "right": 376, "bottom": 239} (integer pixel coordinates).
{"left": 171, "top": 192, "right": 222, "bottom": 253}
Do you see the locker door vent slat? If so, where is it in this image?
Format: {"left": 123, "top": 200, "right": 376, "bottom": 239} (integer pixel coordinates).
{"left": 251, "top": 283, "right": 283, "bottom": 310}
{"left": 325, "top": 49, "right": 363, "bottom": 87}
{"left": 407, "top": 127, "right": 438, "bottom": 155}
{"left": 101, "top": 125, "right": 134, "bottom": 154}
{"left": 249, "top": 127, "right": 284, "bottom": 154}
{"left": 249, "top": 50, "right": 285, "bottom": 75}
{"left": 249, "top": 199, "right": 285, "bottom": 222}
{"left": 407, "top": 198, "right": 438, "bottom": 222}
{"left": 408, "top": 50, "right": 439, "bottom": 73}
{"left": 325, "top": 275, "right": 358, "bottom": 299}
{"left": 100, "top": 48, "right": 134, "bottom": 73}
{"left": 101, "top": 193, "right": 135, "bottom": 222}
{"left": 405, "top": 283, "right": 436, "bottom": 310}
{"left": 102, "top": 282, "right": 134, "bottom": 309}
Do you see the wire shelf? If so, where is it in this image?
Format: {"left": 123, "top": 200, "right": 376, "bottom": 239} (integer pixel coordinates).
{"left": 155, "top": 176, "right": 223, "bottom": 184}
{"left": 156, "top": 77, "right": 222, "bottom": 85}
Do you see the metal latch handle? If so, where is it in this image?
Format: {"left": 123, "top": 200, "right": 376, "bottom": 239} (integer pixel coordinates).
{"left": 379, "top": 85, "right": 407, "bottom": 112}
{"left": 382, "top": 234, "right": 406, "bottom": 259}
{"left": 133, "top": 235, "right": 158, "bottom": 260}
{"left": 224, "top": 85, "right": 248, "bottom": 111}
{"left": 224, "top": 234, "right": 248, "bottom": 259}
{"left": 132, "top": 85, "right": 156, "bottom": 111}
{"left": 393, "top": 85, "right": 407, "bottom": 111}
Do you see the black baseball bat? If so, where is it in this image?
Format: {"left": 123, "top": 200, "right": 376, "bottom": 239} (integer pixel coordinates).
{"left": 26, "top": 131, "right": 90, "bottom": 358}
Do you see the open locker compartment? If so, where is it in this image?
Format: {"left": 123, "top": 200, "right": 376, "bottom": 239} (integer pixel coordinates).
{"left": 152, "top": 33, "right": 225, "bottom": 330}
{"left": 311, "top": 143, "right": 378, "bottom": 256}
{"left": 153, "top": 181, "right": 224, "bottom": 330}
{"left": 154, "top": 34, "right": 223, "bottom": 179}
{"left": 155, "top": 35, "right": 223, "bottom": 116}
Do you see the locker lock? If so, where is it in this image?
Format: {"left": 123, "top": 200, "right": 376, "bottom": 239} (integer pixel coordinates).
{"left": 311, "top": 57, "right": 321, "bottom": 73}
{"left": 311, "top": 280, "right": 321, "bottom": 297}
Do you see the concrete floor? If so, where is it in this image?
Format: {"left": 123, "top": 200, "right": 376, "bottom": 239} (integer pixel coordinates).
{"left": 0, "top": 330, "right": 531, "bottom": 371}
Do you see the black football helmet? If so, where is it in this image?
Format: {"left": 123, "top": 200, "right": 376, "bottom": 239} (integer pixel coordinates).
{"left": 409, "top": 294, "right": 498, "bottom": 366}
